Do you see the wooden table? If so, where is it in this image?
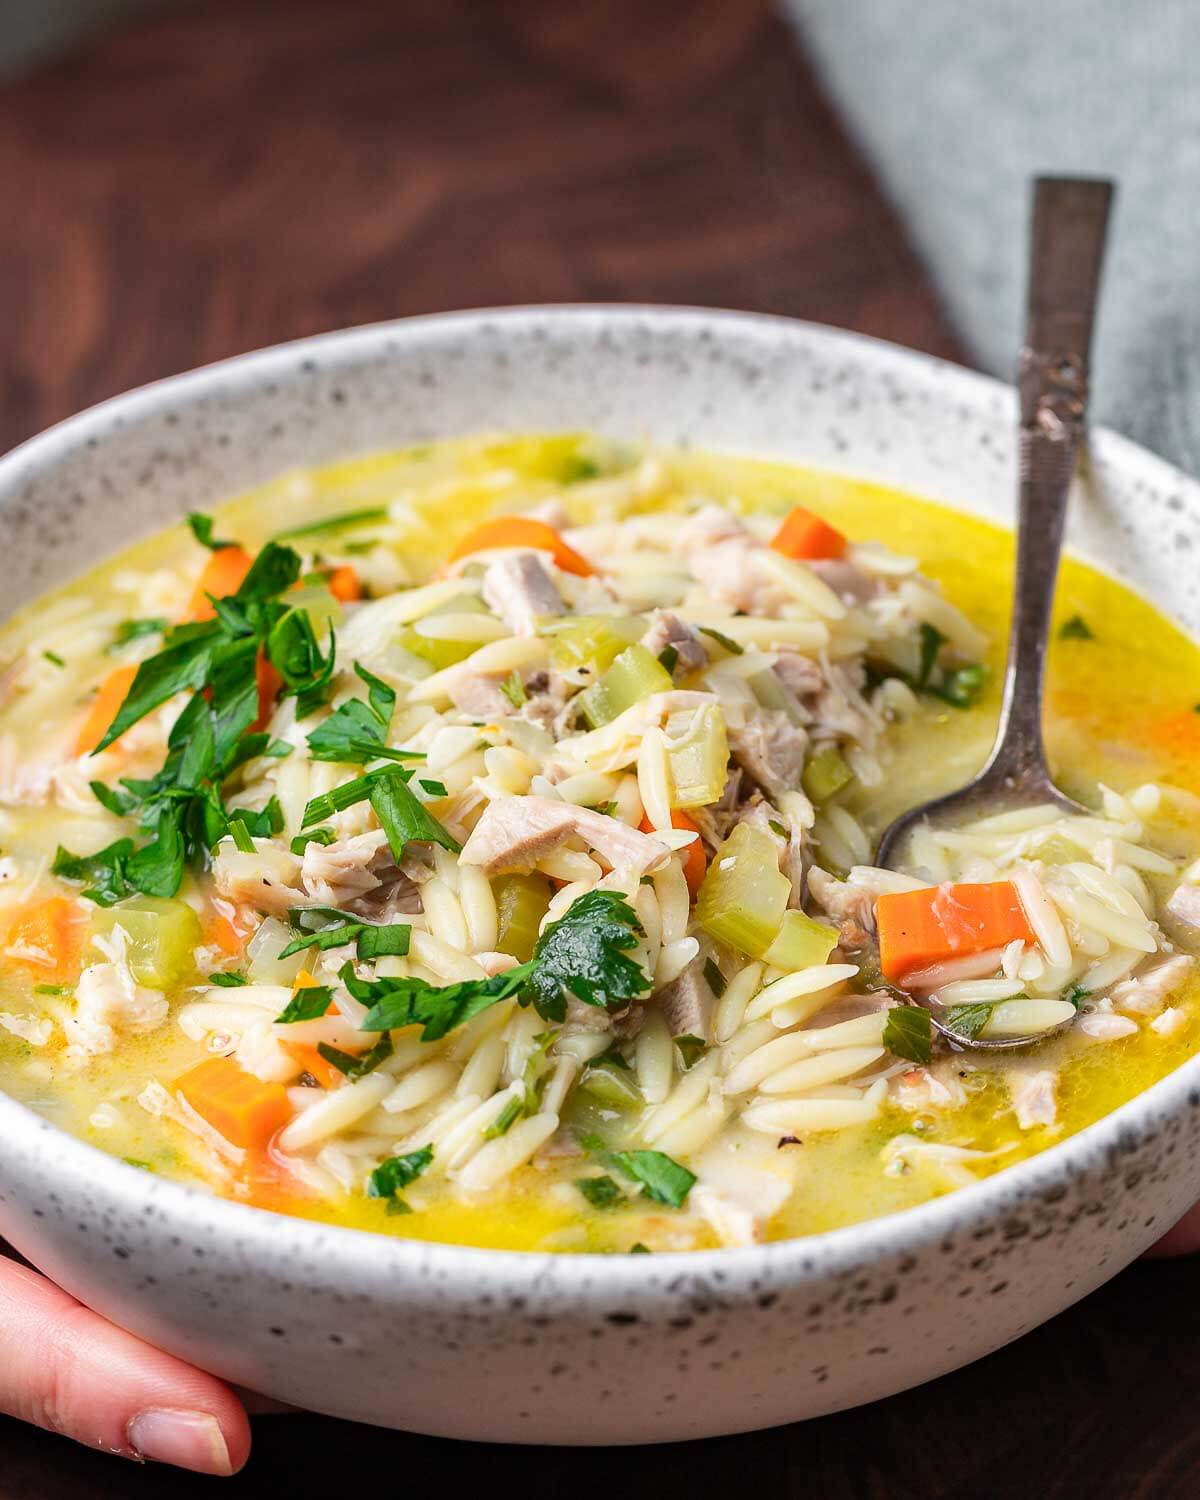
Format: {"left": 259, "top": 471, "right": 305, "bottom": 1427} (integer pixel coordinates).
{"left": 0, "top": 2, "right": 1189, "bottom": 1494}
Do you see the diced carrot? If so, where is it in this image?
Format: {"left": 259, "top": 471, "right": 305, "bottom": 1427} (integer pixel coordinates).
{"left": 202, "top": 903, "right": 246, "bottom": 958}
{"left": 876, "top": 881, "right": 1035, "bottom": 983}
{"left": 770, "top": 505, "right": 847, "bottom": 562}
{"left": 175, "top": 1056, "right": 292, "bottom": 1150}
{"left": 254, "top": 651, "right": 282, "bottom": 732}
{"left": 4, "top": 896, "right": 84, "bottom": 983}
{"left": 187, "top": 545, "right": 254, "bottom": 621}
{"left": 234, "top": 1148, "right": 305, "bottom": 1211}
{"left": 326, "top": 564, "right": 362, "bottom": 603}
{"left": 280, "top": 1040, "right": 343, "bottom": 1090}
{"left": 447, "top": 517, "right": 593, "bottom": 576}
{"left": 74, "top": 664, "right": 138, "bottom": 756}
{"left": 640, "top": 810, "right": 707, "bottom": 898}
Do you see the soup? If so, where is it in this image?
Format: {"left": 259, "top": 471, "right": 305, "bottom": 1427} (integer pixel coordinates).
{"left": 0, "top": 432, "right": 1197, "bottom": 1254}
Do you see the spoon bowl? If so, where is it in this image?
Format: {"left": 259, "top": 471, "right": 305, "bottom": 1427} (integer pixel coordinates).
{"left": 874, "top": 176, "right": 1114, "bottom": 1049}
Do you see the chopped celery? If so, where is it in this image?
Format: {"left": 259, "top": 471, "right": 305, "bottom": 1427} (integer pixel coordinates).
{"left": 580, "top": 1060, "right": 643, "bottom": 1110}
{"left": 495, "top": 873, "right": 553, "bottom": 963}
{"left": 802, "top": 744, "right": 854, "bottom": 803}
{"left": 576, "top": 644, "right": 673, "bottom": 728}
{"left": 548, "top": 615, "right": 644, "bottom": 674}
{"left": 397, "top": 594, "right": 488, "bottom": 671}
{"left": 288, "top": 584, "right": 343, "bottom": 641}
{"left": 1031, "top": 834, "right": 1088, "bottom": 866}
{"left": 666, "top": 702, "right": 729, "bottom": 808}
{"left": 763, "top": 909, "right": 839, "bottom": 971}
{"left": 92, "top": 898, "right": 203, "bottom": 990}
{"left": 695, "top": 824, "right": 790, "bottom": 958}
{"left": 246, "top": 915, "right": 306, "bottom": 985}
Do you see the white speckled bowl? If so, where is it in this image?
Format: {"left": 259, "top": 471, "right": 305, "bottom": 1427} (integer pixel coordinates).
{"left": 1, "top": 308, "right": 1199, "bottom": 1444}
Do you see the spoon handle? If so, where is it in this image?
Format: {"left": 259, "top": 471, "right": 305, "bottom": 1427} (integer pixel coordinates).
{"left": 984, "top": 176, "right": 1114, "bottom": 792}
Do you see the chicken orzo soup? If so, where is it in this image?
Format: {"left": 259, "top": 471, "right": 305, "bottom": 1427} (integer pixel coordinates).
{"left": 0, "top": 432, "right": 1198, "bottom": 1253}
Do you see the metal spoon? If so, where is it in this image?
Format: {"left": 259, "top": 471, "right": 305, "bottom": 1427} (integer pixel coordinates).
{"left": 875, "top": 175, "right": 1114, "bottom": 1049}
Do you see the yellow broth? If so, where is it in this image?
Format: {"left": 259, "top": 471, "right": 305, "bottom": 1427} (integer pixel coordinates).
{"left": 0, "top": 432, "right": 1197, "bottom": 1252}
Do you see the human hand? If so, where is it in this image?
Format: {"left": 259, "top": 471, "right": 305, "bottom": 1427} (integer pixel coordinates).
{"left": 1146, "top": 1203, "right": 1200, "bottom": 1258}
{"left": 0, "top": 1253, "right": 249, "bottom": 1476}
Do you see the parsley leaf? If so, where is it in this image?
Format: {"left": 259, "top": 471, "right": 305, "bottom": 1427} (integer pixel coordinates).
{"left": 703, "top": 957, "right": 727, "bottom": 997}
{"left": 657, "top": 644, "right": 678, "bottom": 674}
{"left": 348, "top": 961, "right": 533, "bottom": 1043}
{"left": 931, "top": 664, "right": 987, "bottom": 709}
{"left": 1064, "top": 982, "right": 1091, "bottom": 1010}
{"left": 91, "top": 627, "right": 218, "bottom": 753}
{"left": 943, "top": 1003, "right": 992, "bottom": 1040}
{"left": 1058, "top": 614, "right": 1095, "bottom": 641}
{"left": 306, "top": 662, "right": 406, "bottom": 764}
{"left": 674, "top": 1034, "right": 707, "bottom": 1069}
{"left": 275, "top": 986, "right": 334, "bottom": 1023}
{"left": 576, "top": 1175, "right": 624, "bottom": 1209}
{"left": 916, "top": 622, "right": 947, "bottom": 689}
{"left": 368, "top": 766, "right": 461, "bottom": 862}
{"left": 208, "top": 971, "right": 248, "bottom": 987}
{"left": 267, "top": 608, "right": 335, "bottom": 719}
{"left": 484, "top": 1094, "right": 525, "bottom": 1138}
{"left": 606, "top": 1149, "right": 696, "bottom": 1208}
{"left": 187, "top": 512, "right": 237, "bottom": 551}
{"left": 317, "top": 1033, "right": 394, "bottom": 1080}
{"left": 107, "top": 618, "right": 168, "bottom": 653}
{"left": 521, "top": 890, "right": 650, "bottom": 1023}
{"left": 368, "top": 1144, "right": 433, "bottom": 1211}
{"left": 234, "top": 541, "right": 302, "bottom": 602}
{"left": 291, "top": 826, "right": 335, "bottom": 855}
{"left": 883, "top": 1005, "right": 933, "bottom": 1064}
{"left": 51, "top": 839, "right": 134, "bottom": 906}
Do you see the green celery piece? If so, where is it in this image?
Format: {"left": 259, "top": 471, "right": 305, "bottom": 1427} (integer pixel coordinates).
{"left": 91, "top": 897, "right": 203, "bottom": 989}
{"left": 579, "top": 1060, "right": 643, "bottom": 1111}
{"left": 802, "top": 744, "right": 854, "bottom": 803}
{"left": 665, "top": 702, "right": 728, "bottom": 808}
{"left": 576, "top": 644, "right": 673, "bottom": 728}
{"left": 762, "top": 909, "right": 839, "bottom": 972}
{"left": 494, "top": 873, "right": 553, "bottom": 964}
{"left": 288, "top": 583, "right": 343, "bottom": 641}
{"left": 398, "top": 593, "right": 489, "bottom": 671}
{"left": 694, "top": 823, "right": 790, "bottom": 958}
{"left": 548, "top": 615, "right": 644, "bottom": 674}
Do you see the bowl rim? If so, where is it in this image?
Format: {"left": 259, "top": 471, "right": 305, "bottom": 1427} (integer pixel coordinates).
{"left": 1, "top": 301, "right": 1197, "bottom": 1292}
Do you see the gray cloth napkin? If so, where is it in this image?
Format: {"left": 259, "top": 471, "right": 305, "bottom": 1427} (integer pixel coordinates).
{"left": 781, "top": 0, "right": 1200, "bottom": 477}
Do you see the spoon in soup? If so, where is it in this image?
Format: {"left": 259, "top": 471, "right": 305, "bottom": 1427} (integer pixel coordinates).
{"left": 873, "top": 175, "right": 1115, "bottom": 1049}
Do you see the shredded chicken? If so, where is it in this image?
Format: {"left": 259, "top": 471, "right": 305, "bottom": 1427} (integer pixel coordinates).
{"left": 301, "top": 828, "right": 390, "bottom": 906}
{"left": 772, "top": 650, "right": 826, "bottom": 700}
{"left": 447, "top": 671, "right": 512, "bottom": 718}
{"left": 482, "top": 553, "right": 564, "bottom": 635}
{"left": 1010, "top": 1069, "right": 1058, "bottom": 1130}
{"left": 1110, "top": 954, "right": 1193, "bottom": 1016}
{"left": 0, "top": 1011, "right": 53, "bottom": 1046}
{"left": 640, "top": 610, "right": 708, "bottom": 673}
{"left": 213, "top": 841, "right": 305, "bottom": 915}
{"left": 728, "top": 711, "right": 808, "bottom": 799}
{"left": 65, "top": 955, "right": 168, "bottom": 1062}
{"left": 893, "top": 1067, "right": 967, "bottom": 1113}
{"left": 1165, "top": 883, "right": 1200, "bottom": 935}
{"left": 657, "top": 955, "right": 713, "bottom": 1039}
{"left": 808, "top": 866, "right": 877, "bottom": 939}
{"left": 810, "top": 557, "right": 881, "bottom": 605}
{"left": 459, "top": 794, "right": 670, "bottom": 877}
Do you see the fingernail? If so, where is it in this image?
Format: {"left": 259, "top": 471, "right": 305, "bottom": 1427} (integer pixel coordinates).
{"left": 127, "top": 1409, "right": 233, "bottom": 1476}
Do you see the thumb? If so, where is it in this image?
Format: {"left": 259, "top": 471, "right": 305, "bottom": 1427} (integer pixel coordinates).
{"left": 0, "top": 1255, "right": 250, "bottom": 1475}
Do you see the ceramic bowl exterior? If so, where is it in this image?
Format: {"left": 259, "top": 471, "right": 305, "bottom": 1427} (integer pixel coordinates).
{"left": 0, "top": 308, "right": 1197, "bottom": 1443}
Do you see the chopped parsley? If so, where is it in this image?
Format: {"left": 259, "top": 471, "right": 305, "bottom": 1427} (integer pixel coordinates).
{"left": 484, "top": 1094, "right": 525, "bottom": 1139}
{"left": 317, "top": 1032, "right": 395, "bottom": 1080}
{"left": 418, "top": 778, "right": 448, "bottom": 798}
{"left": 346, "top": 962, "right": 533, "bottom": 1043}
{"left": 521, "top": 890, "right": 652, "bottom": 1023}
{"left": 274, "top": 985, "right": 334, "bottom": 1023}
{"left": 697, "top": 625, "right": 743, "bottom": 656}
{"left": 703, "top": 957, "right": 727, "bottom": 997}
{"left": 657, "top": 644, "right": 679, "bottom": 674}
{"left": 916, "top": 622, "right": 947, "bottom": 689}
{"left": 291, "top": 826, "right": 336, "bottom": 855}
{"left": 306, "top": 662, "right": 412, "bottom": 765}
{"left": 576, "top": 1175, "right": 624, "bottom": 1209}
{"left": 943, "top": 1003, "right": 991, "bottom": 1040}
{"left": 34, "top": 983, "right": 67, "bottom": 996}
{"left": 932, "top": 663, "right": 987, "bottom": 709}
{"left": 186, "top": 512, "right": 237, "bottom": 551}
{"left": 367, "top": 1144, "right": 433, "bottom": 1214}
{"left": 42, "top": 650, "right": 65, "bottom": 668}
{"left": 883, "top": 1005, "right": 934, "bottom": 1065}
{"left": 207, "top": 971, "right": 248, "bottom": 987}
{"left": 1064, "top": 982, "right": 1091, "bottom": 1010}
{"left": 606, "top": 1149, "right": 696, "bottom": 1208}
{"left": 1058, "top": 614, "right": 1095, "bottom": 641}
{"left": 674, "top": 1035, "right": 708, "bottom": 1069}
{"left": 107, "top": 618, "right": 169, "bottom": 653}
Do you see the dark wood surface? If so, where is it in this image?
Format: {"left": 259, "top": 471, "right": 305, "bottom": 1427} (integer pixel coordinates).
{"left": 0, "top": 2, "right": 1187, "bottom": 1495}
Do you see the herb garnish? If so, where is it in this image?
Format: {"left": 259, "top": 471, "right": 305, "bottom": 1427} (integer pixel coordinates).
{"left": 317, "top": 1032, "right": 395, "bottom": 1080}
{"left": 674, "top": 1035, "right": 707, "bottom": 1069}
{"left": 882, "top": 1005, "right": 934, "bottom": 1064}
{"left": 43, "top": 650, "right": 64, "bottom": 668}
{"left": 606, "top": 1149, "right": 696, "bottom": 1208}
{"left": 208, "top": 971, "right": 248, "bottom": 987}
{"left": 703, "top": 956, "right": 727, "bottom": 997}
{"left": 273, "top": 506, "right": 389, "bottom": 542}
{"left": 520, "top": 890, "right": 651, "bottom": 1023}
{"left": 306, "top": 662, "right": 411, "bottom": 764}
{"left": 1058, "top": 614, "right": 1095, "bottom": 641}
{"left": 576, "top": 1175, "right": 624, "bottom": 1209}
{"left": 367, "top": 1144, "right": 433, "bottom": 1214}
{"left": 108, "top": 618, "right": 169, "bottom": 653}
{"left": 275, "top": 985, "right": 335, "bottom": 1023}
{"left": 697, "top": 625, "right": 743, "bottom": 656}
{"left": 943, "top": 1003, "right": 991, "bottom": 1040}
{"left": 916, "top": 622, "right": 947, "bottom": 689}
{"left": 186, "top": 513, "right": 237, "bottom": 551}
{"left": 499, "top": 671, "right": 527, "bottom": 708}
{"left": 657, "top": 644, "right": 679, "bottom": 674}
